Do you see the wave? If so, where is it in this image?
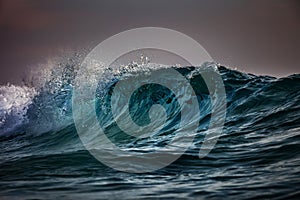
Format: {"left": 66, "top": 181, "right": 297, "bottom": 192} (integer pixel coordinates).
{"left": 1, "top": 61, "right": 299, "bottom": 137}
{"left": 1, "top": 60, "right": 300, "bottom": 199}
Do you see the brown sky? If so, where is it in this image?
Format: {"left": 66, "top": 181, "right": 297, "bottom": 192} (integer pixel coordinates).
{"left": 0, "top": 0, "right": 299, "bottom": 84}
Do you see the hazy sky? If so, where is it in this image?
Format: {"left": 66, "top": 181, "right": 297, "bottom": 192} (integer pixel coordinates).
{"left": 0, "top": 0, "right": 299, "bottom": 84}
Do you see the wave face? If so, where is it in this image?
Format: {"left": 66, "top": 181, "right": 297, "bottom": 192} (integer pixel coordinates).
{"left": 0, "top": 62, "right": 300, "bottom": 199}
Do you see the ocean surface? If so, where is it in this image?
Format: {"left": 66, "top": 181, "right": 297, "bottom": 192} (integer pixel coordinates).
{"left": 0, "top": 61, "right": 300, "bottom": 199}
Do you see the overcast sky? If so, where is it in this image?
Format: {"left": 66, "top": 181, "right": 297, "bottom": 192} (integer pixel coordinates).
{"left": 0, "top": 0, "right": 299, "bottom": 84}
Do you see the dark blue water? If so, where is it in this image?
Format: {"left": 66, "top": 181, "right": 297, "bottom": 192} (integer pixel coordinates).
{"left": 1, "top": 62, "right": 300, "bottom": 199}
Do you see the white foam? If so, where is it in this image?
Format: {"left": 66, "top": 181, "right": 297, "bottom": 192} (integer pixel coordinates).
{"left": 0, "top": 84, "right": 37, "bottom": 134}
